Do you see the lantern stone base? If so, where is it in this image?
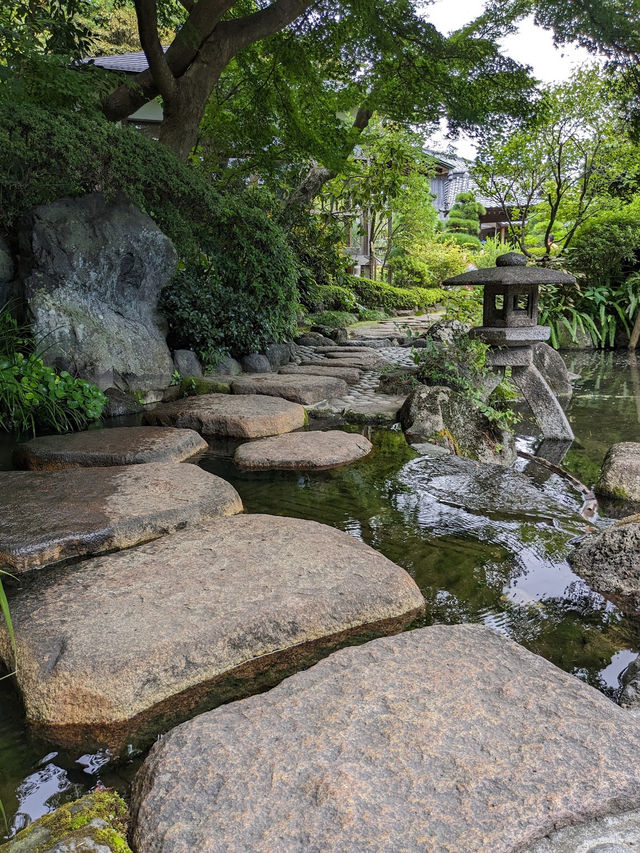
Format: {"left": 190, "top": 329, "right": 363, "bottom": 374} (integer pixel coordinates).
{"left": 470, "top": 326, "right": 551, "bottom": 346}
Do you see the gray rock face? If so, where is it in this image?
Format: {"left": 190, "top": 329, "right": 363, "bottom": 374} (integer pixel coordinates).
{"left": 144, "top": 393, "right": 306, "bottom": 438}
{"left": 0, "top": 235, "right": 15, "bottom": 308}
{"left": 231, "top": 374, "right": 348, "bottom": 405}
{"left": 263, "top": 343, "right": 291, "bottom": 370}
{"left": 399, "top": 384, "right": 516, "bottom": 465}
{"left": 532, "top": 342, "right": 573, "bottom": 397}
{"left": 14, "top": 426, "right": 207, "bottom": 469}
{"left": 240, "top": 353, "right": 272, "bottom": 373}
{"left": 212, "top": 356, "right": 242, "bottom": 376}
{"left": 234, "top": 430, "right": 373, "bottom": 470}
{"left": 295, "top": 333, "right": 335, "bottom": 347}
{"left": 173, "top": 349, "right": 202, "bottom": 378}
{"left": 20, "top": 193, "right": 176, "bottom": 391}
{"left": 131, "top": 624, "right": 640, "bottom": 853}
{"left": 0, "top": 462, "right": 242, "bottom": 573}
{"left": 424, "top": 318, "right": 470, "bottom": 344}
{"left": 0, "top": 515, "right": 423, "bottom": 752}
{"left": 102, "top": 387, "right": 144, "bottom": 418}
{"left": 569, "top": 515, "right": 640, "bottom": 602}
{"left": 524, "top": 809, "right": 640, "bottom": 853}
{"left": 596, "top": 443, "right": 640, "bottom": 501}
{"left": 556, "top": 325, "right": 595, "bottom": 350}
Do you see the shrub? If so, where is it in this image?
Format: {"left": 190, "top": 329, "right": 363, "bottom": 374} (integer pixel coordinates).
{"left": 0, "top": 309, "right": 106, "bottom": 435}
{"left": 391, "top": 240, "right": 469, "bottom": 288}
{"left": 567, "top": 204, "right": 640, "bottom": 289}
{"left": 349, "top": 276, "right": 443, "bottom": 311}
{"left": 305, "top": 310, "right": 359, "bottom": 328}
{"left": 443, "top": 191, "right": 485, "bottom": 250}
{"left": 315, "top": 284, "right": 358, "bottom": 312}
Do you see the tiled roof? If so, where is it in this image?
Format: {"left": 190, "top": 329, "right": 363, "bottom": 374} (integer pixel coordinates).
{"left": 85, "top": 50, "right": 154, "bottom": 73}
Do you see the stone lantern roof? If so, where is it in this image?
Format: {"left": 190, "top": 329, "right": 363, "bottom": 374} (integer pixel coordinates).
{"left": 442, "top": 253, "right": 576, "bottom": 288}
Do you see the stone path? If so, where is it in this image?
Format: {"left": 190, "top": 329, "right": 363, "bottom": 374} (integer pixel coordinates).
{"left": 0, "top": 463, "right": 242, "bottom": 573}
{"left": 131, "top": 623, "right": 640, "bottom": 853}
{"left": 234, "top": 430, "right": 373, "bottom": 470}
{"left": 279, "top": 363, "right": 363, "bottom": 384}
{"left": 231, "top": 374, "right": 348, "bottom": 405}
{"left": 144, "top": 393, "right": 306, "bottom": 438}
{"left": 0, "top": 515, "right": 423, "bottom": 753}
{"left": 13, "top": 426, "right": 207, "bottom": 469}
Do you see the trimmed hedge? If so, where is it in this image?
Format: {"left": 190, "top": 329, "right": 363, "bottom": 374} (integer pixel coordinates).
{"left": 349, "top": 276, "right": 443, "bottom": 311}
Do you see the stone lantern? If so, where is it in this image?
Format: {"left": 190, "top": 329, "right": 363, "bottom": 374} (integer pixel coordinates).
{"left": 442, "top": 252, "right": 575, "bottom": 441}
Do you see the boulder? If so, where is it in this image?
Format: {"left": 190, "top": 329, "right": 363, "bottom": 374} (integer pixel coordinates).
{"left": 131, "top": 624, "right": 640, "bottom": 853}
{"left": 0, "top": 235, "right": 15, "bottom": 308}
{"left": 0, "top": 462, "right": 242, "bottom": 573}
{"left": 0, "top": 791, "right": 131, "bottom": 853}
{"left": 234, "top": 430, "right": 373, "bottom": 470}
{"left": 144, "top": 393, "right": 306, "bottom": 438}
{"left": 212, "top": 356, "right": 243, "bottom": 376}
{"left": 240, "top": 353, "right": 272, "bottom": 373}
{"left": 231, "top": 374, "right": 348, "bottom": 405}
{"left": 532, "top": 342, "right": 573, "bottom": 398}
{"left": 596, "top": 443, "right": 640, "bottom": 501}
{"left": 102, "top": 387, "right": 144, "bottom": 418}
{"left": 295, "top": 333, "right": 335, "bottom": 347}
{"left": 263, "top": 343, "right": 291, "bottom": 370}
{"left": 399, "top": 384, "right": 516, "bottom": 465}
{"left": 311, "top": 325, "right": 348, "bottom": 344}
{"left": 173, "top": 349, "right": 202, "bottom": 378}
{"left": 0, "top": 515, "right": 423, "bottom": 752}
{"left": 279, "top": 364, "right": 363, "bottom": 385}
{"left": 19, "top": 193, "right": 176, "bottom": 392}
{"left": 568, "top": 515, "right": 640, "bottom": 602}
{"left": 425, "top": 318, "right": 470, "bottom": 344}
{"left": 14, "top": 426, "right": 207, "bottom": 469}
{"left": 556, "top": 325, "right": 595, "bottom": 350}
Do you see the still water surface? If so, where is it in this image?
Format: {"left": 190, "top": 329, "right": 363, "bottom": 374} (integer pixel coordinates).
{"left": 1, "top": 350, "right": 639, "bottom": 837}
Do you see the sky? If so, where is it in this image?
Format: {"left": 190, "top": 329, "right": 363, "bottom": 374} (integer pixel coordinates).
{"left": 422, "top": 0, "right": 598, "bottom": 158}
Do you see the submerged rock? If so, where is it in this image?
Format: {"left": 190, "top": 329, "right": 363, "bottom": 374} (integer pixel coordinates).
{"left": 399, "top": 384, "right": 516, "bottom": 466}
{"left": 0, "top": 515, "right": 423, "bottom": 752}
{"left": 13, "top": 426, "right": 207, "bottom": 469}
{"left": 144, "top": 393, "right": 306, "bottom": 438}
{"left": 0, "top": 791, "right": 131, "bottom": 853}
{"left": 596, "top": 442, "right": 640, "bottom": 501}
{"left": 20, "top": 193, "right": 176, "bottom": 392}
{"left": 569, "top": 515, "right": 640, "bottom": 602}
{"left": 234, "top": 430, "right": 372, "bottom": 470}
{"left": 131, "top": 624, "right": 640, "bottom": 853}
{"left": 0, "top": 462, "right": 242, "bottom": 573}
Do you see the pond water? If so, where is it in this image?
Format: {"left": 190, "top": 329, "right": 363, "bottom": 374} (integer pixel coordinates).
{"left": 1, "top": 349, "right": 640, "bottom": 838}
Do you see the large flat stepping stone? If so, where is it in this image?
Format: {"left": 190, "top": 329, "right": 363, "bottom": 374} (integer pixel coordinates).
{"left": 231, "top": 374, "right": 348, "bottom": 405}
{"left": 131, "top": 624, "right": 640, "bottom": 853}
{"left": 0, "top": 463, "right": 242, "bottom": 573}
{"left": 13, "top": 426, "right": 207, "bottom": 470}
{"left": 0, "top": 515, "right": 423, "bottom": 752}
{"left": 144, "top": 393, "right": 305, "bottom": 438}
{"left": 234, "top": 430, "right": 373, "bottom": 470}
{"left": 279, "top": 364, "right": 363, "bottom": 384}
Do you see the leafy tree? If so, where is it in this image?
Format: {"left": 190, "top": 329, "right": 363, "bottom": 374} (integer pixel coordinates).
{"left": 444, "top": 191, "right": 485, "bottom": 249}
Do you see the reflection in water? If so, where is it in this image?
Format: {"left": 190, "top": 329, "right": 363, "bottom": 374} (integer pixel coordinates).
{"left": 2, "top": 351, "right": 640, "bottom": 836}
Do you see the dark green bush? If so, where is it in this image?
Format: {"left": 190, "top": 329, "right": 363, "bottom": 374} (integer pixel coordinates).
{"left": 315, "top": 284, "right": 358, "bottom": 312}
{"left": 305, "top": 310, "right": 359, "bottom": 328}
{"left": 349, "top": 276, "right": 443, "bottom": 311}
{"left": 567, "top": 205, "right": 640, "bottom": 289}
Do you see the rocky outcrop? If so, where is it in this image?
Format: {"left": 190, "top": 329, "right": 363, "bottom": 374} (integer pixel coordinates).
{"left": 173, "top": 349, "right": 202, "bottom": 378}
{"left": 568, "top": 515, "right": 640, "bottom": 602}
{"left": 399, "top": 384, "right": 516, "bottom": 465}
{"left": 231, "top": 374, "right": 348, "bottom": 405}
{"left": 424, "top": 318, "right": 470, "bottom": 344}
{"left": 20, "top": 193, "right": 176, "bottom": 392}
{"left": 0, "top": 462, "right": 242, "bottom": 572}
{"left": 0, "top": 791, "right": 131, "bottom": 853}
{"left": 14, "top": 426, "right": 207, "bottom": 469}
{"left": 0, "top": 515, "right": 423, "bottom": 752}
{"left": 263, "top": 343, "right": 291, "bottom": 370}
{"left": 234, "top": 430, "right": 373, "bottom": 470}
{"left": 532, "top": 342, "right": 573, "bottom": 398}
{"left": 596, "top": 442, "right": 640, "bottom": 501}
{"left": 131, "top": 624, "right": 640, "bottom": 853}
{"left": 144, "top": 393, "right": 306, "bottom": 438}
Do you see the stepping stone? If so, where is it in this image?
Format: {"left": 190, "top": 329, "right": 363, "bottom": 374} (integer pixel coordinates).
{"left": 231, "top": 374, "right": 348, "bottom": 405}
{"left": 13, "top": 426, "right": 208, "bottom": 470}
{"left": 313, "top": 346, "right": 379, "bottom": 354}
{"left": 144, "top": 393, "right": 305, "bottom": 438}
{"left": 343, "top": 395, "right": 406, "bottom": 425}
{"left": 0, "top": 515, "right": 424, "bottom": 753}
{"left": 234, "top": 430, "right": 373, "bottom": 470}
{"left": 131, "top": 624, "right": 640, "bottom": 853}
{"left": 323, "top": 353, "right": 384, "bottom": 368}
{"left": 0, "top": 463, "right": 242, "bottom": 573}
{"left": 279, "top": 364, "right": 363, "bottom": 385}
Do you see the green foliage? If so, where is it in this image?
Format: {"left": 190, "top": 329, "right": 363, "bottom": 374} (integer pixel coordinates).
{"left": 442, "top": 286, "right": 484, "bottom": 326}
{"left": 475, "top": 235, "right": 520, "bottom": 268}
{"left": 444, "top": 191, "right": 485, "bottom": 250}
{"left": 315, "top": 284, "right": 358, "bottom": 312}
{"left": 305, "top": 310, "right": 359, "bottom": 328}
{"left": 0, "top": 571, "right": 16, "bottom": 680}
{"left": 0, "top": 309, "right": 106, "bottom": 436}
{"left": 349, "top": 276, "right": 443, "bottom": 311}
{"left": 358, "top": 308, "right": 387, "bottom": 322}
{"left": 412, "top": 335, "right": 519, "bottom": 430}
{"left": 567, "top": 202, "right": 640, "bottom": 289}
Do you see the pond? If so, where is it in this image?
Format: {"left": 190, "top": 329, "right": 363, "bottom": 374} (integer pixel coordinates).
{"left": 1, "top": 349, "right": 640, "bottom": 839}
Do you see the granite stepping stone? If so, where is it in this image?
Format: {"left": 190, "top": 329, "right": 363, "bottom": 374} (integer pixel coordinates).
{"left": 144, "top": 393, "right": 306, "bottom": 438}
{"left": 279, "top": 364, "right": 363, "bottom": 385}
{"left": 13, "top": 426, "right": 208, "bottom": 470}
{"left": 131, "top": 624, "right": 640, "bottom": 853}
{"left": 0, "top": 515, "right": 424, "bottom": 753}
{"left": 0, "top": 463, "right": 242, "bottom": 574}
{"left": 231, "top": 374, "right": 348, "bottom": 405}
{"left": 234, "top": 430, "right": 373, "bottom": 470}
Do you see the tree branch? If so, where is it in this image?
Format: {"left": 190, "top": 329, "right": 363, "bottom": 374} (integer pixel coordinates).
{"left": 216, "top": 0, "right": 314, "bottom": 55}
{"left": 135, "top": 0, "right": 177, "bottom": 103}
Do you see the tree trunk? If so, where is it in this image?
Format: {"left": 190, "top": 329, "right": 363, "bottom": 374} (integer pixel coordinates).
{"left": 629, "top": 308, "right": 640, "bottom": 350}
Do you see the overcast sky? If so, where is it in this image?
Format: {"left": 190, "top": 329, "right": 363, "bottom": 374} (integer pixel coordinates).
{"left": 423, "top": 0, "right": 597, "bottom": 157}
